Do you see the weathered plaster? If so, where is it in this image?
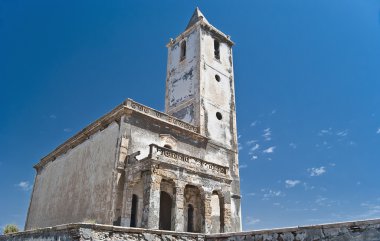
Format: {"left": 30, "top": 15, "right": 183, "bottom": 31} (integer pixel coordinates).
{"left": 25, "top": 122, "right": 120, "bottom": 230}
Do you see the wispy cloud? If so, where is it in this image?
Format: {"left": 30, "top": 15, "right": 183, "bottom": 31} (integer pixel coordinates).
{"left": 262, "top": 128, "right": 272, "bottom": 141}
{"left": 336, "top": 129, "right": 348, "bottom": 137}
{"left": 49, "top": 114, "right": 57, "bottom": 119}
{"left": 285, "top": 179, "right": 301, "bottom": 188}
{"left": 308, "top": 166, "right": 326, "bottom": 177}
{"left": 289, "top": 142, "right": 297, "bottom": 149}
{"left": 318, "top": 128, "right": 333, "bottom": 136}
{"left": 250, "top": 143, "right": 260, "bottom": 152}
{"left": 16, "top": 181, "right": 32, "bottom": 191}
{"left": 250, "top": 121, "right": 258, "bottom": 127}
{"left": 63, "top": 128, "right": 72, "bottom": 133}
{"left": 239, "top": 164, "right": 248, "bottom": 169}
{"left": 246, "top": 140, "right": 258, "bottom": 146}
{"left": 245, "top": 216, "right": 261, "bottom": 227}
{"left": 262, "top": 189, "right": 284, "bottom": 199}
{"left": 263, "top": 146, "right": 276, "bottom": 154}
{"left": 315, "top": 196, "right": 339, "bottom": 207}
{"left": 248, "top": 142, "right": 260, "bottom": 160}
{"left": 377, "top": 128, "right": 380, "bottom": 134}
{"left": 303, "top": 182, "right": 315, "bottom": 191}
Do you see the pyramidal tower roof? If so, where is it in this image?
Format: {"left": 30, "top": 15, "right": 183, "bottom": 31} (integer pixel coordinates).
{"left": 185, "top": 7, "right": 209, "bottom": 30}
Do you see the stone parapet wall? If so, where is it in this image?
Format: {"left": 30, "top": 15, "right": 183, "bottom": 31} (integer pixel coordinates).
{"left": 208, "top": 219, "right": 380, "bottom": 241}
{"left": 2, "top": 219, "right": 380, "bottom": 241}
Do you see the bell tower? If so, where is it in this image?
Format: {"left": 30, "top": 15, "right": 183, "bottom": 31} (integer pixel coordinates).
{"left": 165, "top": 8, "right": 237, "bottom": 151}
{"left": 165, "top": 8, "right": 241, "bottom": 231}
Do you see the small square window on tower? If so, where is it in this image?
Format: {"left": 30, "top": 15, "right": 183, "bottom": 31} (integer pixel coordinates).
{"left": 180, "top": 40, "right": 186, "bottom": 61}
{"left": 214, "top": 40, "right": 220, "bottom": 60}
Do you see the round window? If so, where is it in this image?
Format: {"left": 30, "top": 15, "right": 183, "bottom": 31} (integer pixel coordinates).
{"left": 216, "top": 112, "right": 222, "bottom": 120}
{"left": 215, "top": 74, "right": 221, "bottom": 82}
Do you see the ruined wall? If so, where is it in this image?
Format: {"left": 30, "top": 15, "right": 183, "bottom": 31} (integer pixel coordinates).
{"left": 25, "top": 122, "right": 120, "bottom": 230}
{"left": 3, "top": 220, "right": 380, "bottom": 241}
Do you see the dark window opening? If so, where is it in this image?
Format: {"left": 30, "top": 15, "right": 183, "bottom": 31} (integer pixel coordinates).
{"left": 187, "top": 204, "right": 194, "bottom": 232}
{"left": 216, "top": 112, "right": 222, "bottom": 120}
{"left": 180, "top": 41, "right": 186, "bottom": 61}
{"left": 159, "top": 191, "right": 173, "bottom": 230}
{"left": 214, "top": 40, "right": 220, "bottom": 60}
{"left": 130, "top": 194, "right": 138, "bottom": 227}
{"left": 215, "top": 74, "right": 220, "bottom": 82}
{"left": 164, "top": 144, "right": 172, "bottom": 149}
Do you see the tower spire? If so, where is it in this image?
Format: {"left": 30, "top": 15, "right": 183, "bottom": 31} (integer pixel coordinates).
{"left": 185, "top": 7, "right": 209, "bottom": 30}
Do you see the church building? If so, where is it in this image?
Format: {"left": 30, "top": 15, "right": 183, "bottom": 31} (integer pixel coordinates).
{"left": 25, "top": 8, "right": 242, "bottom": 234}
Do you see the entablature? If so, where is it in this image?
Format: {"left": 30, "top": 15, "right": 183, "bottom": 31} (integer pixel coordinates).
{"left": 125, "top": 144, "right": 232, "bottom": 184}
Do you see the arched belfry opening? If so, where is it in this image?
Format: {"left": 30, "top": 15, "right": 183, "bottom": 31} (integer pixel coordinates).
{"left": 184, "top": 185, "right": 203, "bottom": 233}
{"left": 159, "top": 179, "right": 175, "bottom": 231}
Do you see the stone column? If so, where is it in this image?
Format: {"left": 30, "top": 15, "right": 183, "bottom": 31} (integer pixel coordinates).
{"left": 203, "top": 192, "right": 212, "bottom": 233}
{"left": 223, "top": 191, "right": 232, "bottom": 233}
{"left": 141, "top": 169, "right": 161, "bottom": 229}
{"left": 174, "top": 182, "right": 185, "bottom": 231}
{"left": 120, "top": 182, "right": 134, "bottom": 227}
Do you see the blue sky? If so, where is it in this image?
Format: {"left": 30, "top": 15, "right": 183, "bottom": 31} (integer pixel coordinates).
{"left": 1, "top": 0, "right": 380, "bottom": 231}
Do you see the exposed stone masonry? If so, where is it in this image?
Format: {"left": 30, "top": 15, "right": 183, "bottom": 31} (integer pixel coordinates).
{"left": 2, "top": 219, "right": 380, "bottom": 241}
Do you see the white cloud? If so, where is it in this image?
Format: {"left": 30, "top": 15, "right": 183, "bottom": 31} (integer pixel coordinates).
{"left": 246, "top": 140, "right": 258, "bottom": 146}
{"left": 263, "top": 146, "right": 276, "bottom": 154}
{"left": 250, "top": 121, "right": 258, "bottom": 127}
{"left": 285, "top": 179, "right": 301, "bottom": 188}
{"left": 318, "top": 128, "right": 333, "bottom": 136}
{"left": 303, "top": 182, "right": 315, "bottom": 191}
{"left": 250, "top": 144, "right": 260, "bottom": 152}
{"left": 262, "top": 189, "right": 284, "bottom": 199}
{"left": 271, "top": 109, "right": 277, "bottom": 115}
{"left": 49, "top": 114, "right": 57, "bottom": 119}
{"left": 246, "top": 217, "right": 261, "bottom": 226}
{"left": 239, "top": 164, "right": 248, "bottom": 169}
{"left": 336, "top": 130, "right": 348, "bottom": 137}
{"left": 289, "top": 142, "right": 297, "bottom": 149}
{"left": 377, "top": 128, "right": 380, "bottom": 134}
{"left": 248, "top": 143, "right": 260, "bottom": 160}
{"left": 262, "top": 128, "right": 272, "bottom": 141}
{"left": 308, "top": 166, "right": 326, "bottom": 176}
{"left": 315, "top": 196, "right": 338, "bottom": 207}
{"left": 247, "top": 192, "right": 256, "bottom": 196}
{"left": 63, "top": 128, "right": 72, "bottom": 132}
{"left": 17, "top": 181, "right": 32, "bottom": 191}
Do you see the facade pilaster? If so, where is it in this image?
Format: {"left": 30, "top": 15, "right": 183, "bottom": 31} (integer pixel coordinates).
{"left": 120, "top": 182, "right": 134, "bottom": 227}
{"left": 203, "top": 192, "right": 212, "bottom": 233}
{"left": 174, "top": 182, "right": 185, "bottom": 231}
{"left": 141, "top": 168, "right": 161, "bottom": 229}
